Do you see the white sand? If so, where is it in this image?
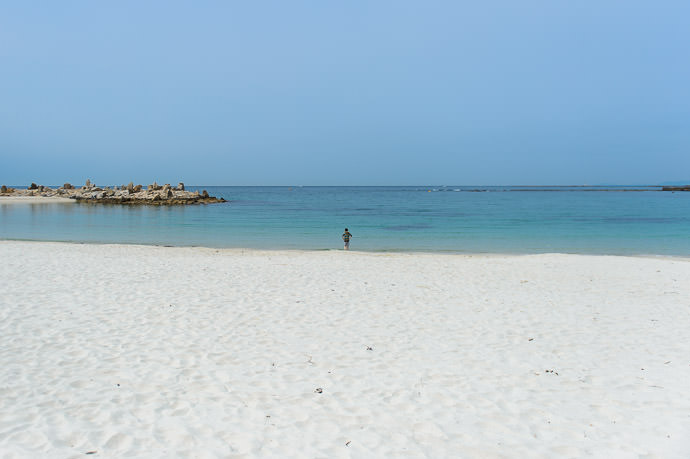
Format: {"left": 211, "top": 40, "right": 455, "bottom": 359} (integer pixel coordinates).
{"left": 1, "top": 241, "right": 689, "bottom": 458}
{"left": 0, "top": 196, "right": 74, "bottom": 204}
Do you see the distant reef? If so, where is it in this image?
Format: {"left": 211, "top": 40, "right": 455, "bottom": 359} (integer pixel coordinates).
{"left": 0, "top": 180, "right": 226, "bottom": 205}
{"left": 661, "top": 185, "right": 690, "bottom": 191}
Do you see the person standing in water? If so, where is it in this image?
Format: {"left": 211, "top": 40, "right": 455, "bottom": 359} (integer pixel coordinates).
{"left": 342, "top": 228, "right": 353, "bottom": 250}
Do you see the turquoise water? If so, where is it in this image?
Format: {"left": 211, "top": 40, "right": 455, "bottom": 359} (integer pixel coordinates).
{"left": 1, "top": 186, "right": 689, "bottom": 255}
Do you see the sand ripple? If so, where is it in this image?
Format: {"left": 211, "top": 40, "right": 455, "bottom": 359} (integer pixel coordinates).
{"left": 1, "top": 242, "right": 690, "bottom": 457}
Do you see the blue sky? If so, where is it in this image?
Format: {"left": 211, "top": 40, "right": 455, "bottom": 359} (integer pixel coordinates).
{"left": 1, "top": 1, "right": 689, "bottom": 185}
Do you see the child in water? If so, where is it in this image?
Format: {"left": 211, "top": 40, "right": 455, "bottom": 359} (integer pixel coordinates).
{"left": 342, "top": 228, "right": 353, "bottom": 250}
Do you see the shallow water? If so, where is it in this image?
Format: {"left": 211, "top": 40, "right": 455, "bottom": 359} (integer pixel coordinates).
{"left": 2, "top": 186, "right": 689, "bottom": 255}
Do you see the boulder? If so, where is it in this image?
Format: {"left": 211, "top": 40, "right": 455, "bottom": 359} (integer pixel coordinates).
{"left": 133, "top": 184, "right": 142, "bottom": 192}
{"left": 165, "top": 188, "right": 173, "bottom": 198}
{"left": 151, "top": 194, "right": 161, "bottom": 202}
{"left": 29, "top": 182, "right": 38, "bottom": 190}
{"left": 202, "top": 190, "right": 209, "bottom": 198}
{"left": 0, "top": 185, "right": 7, "bottom": 193}
{"left": 63, "top": 183, "right": 73, "bottom": 189}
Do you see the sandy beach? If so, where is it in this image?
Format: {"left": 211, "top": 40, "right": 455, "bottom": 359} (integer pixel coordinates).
{"left": 0, "top": 196, "right": 74, "bottom": 204}
{"left": 1, "top": 241, "right": 689, "bottom": 458}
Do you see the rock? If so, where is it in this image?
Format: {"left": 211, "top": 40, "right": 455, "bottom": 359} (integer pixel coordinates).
{"left": 23, "top": 179, "right": 224, "bottom": 205}
{"left": 1, "top": 185, "right": 7, "bottom": 193}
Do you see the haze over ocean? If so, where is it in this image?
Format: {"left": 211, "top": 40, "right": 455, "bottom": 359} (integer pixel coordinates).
{"left": 2, "top": 1, "right": 689, "bottom": 186}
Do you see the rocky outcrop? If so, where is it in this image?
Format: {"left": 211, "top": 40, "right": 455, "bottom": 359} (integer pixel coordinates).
{"left": 662, "top": 185, "right": 690, "bottom": 191}
{"left": 1, "top": 181, "right": 226, "bottom": 205}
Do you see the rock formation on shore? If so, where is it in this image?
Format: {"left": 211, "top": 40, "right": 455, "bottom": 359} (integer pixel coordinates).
{"left": 0, "top": 180, "right": 226, "bottom": 205}
{"left": 661, "top": 185, "right": 690, "bottom": 191}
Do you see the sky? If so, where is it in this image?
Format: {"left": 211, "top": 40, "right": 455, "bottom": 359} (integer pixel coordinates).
{"left": 1, "top": 1, "right": 689, "bottom": 186}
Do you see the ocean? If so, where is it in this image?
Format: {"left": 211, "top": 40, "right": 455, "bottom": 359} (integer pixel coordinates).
{"left": 1, "top": 186, "right": 689, "bottom": 255}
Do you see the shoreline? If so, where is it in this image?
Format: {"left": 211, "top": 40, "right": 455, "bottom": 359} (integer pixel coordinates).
{"left": 1, "top": 238, "right": 689, "bottom": 260}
